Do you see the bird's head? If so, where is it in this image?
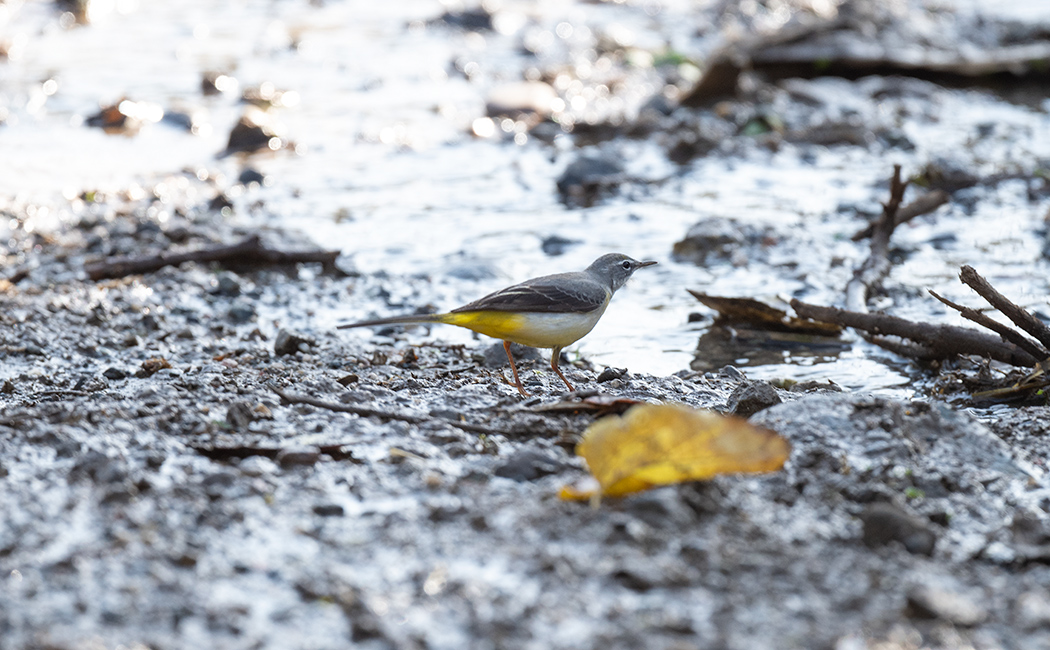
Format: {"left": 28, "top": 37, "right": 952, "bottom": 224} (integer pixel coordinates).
{"left": 587, "top": 253, "right": 658, "bottom": 291}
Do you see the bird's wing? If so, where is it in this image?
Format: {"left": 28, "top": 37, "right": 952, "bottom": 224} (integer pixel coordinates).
{"left": 452, "top": 272, "right": 608, "bottom": 314}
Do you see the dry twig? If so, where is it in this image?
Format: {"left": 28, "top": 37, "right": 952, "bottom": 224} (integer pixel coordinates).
{"left": 85, "top": 235, "right": 343, "bottom": 281}
{"left": 959, "top": 265, "right": 1050, "bottom": 350}
{"left": 852, "top": 189, "right": 950, "bottom": 241}
{"left": 272, "top": 387, "right": 502, "bottom": 435}
{"left": 791, "top": 299, "right": 1040, "bottom": 367}
{"left": 845, "top": 165, "right": 908, "bottom": 312}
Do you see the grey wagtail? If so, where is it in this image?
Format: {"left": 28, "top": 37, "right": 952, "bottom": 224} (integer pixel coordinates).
{"left": 338, "top": 253, "right": 657, "bottom": 397}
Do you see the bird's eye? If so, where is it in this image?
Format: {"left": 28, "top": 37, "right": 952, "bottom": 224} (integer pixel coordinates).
{"left": 621, "top": 260, "right": 632, "bottom": 270}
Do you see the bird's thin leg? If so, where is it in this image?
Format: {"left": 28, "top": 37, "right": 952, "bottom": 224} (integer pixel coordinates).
{"left": 503, "top": 340, "right": 529, "bottom": 397}
{"left": 550, "top": 346, "right": 576, "bottom": 393}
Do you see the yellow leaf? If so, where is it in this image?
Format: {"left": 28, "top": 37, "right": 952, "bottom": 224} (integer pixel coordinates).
{"left": 573, "top": 403, "right": 790, "bottom": 497}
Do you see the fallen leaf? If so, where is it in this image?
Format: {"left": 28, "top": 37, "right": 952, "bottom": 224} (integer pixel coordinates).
{"left": 565, "top": 402, "right": 791, "bottom": 499}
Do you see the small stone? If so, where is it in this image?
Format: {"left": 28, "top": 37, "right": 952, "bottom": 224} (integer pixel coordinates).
{"left": 136, "top": 357, "right": 172, "bottom": 378}
{"left": 726, "top": 380, "right": 782, "bottom": 417}
{"left": 556, "top": 154, "right": 626, "bottom": 208}
{"left": 672, "top": 218, "right": 778, "bottom": 266}
{"left": 596, "top": 367, "right": 627, "bottom": 383}
{"left": 202, "top": 471, "right": 237, "bottom": 498}
{"left": 276, "top": 447, "right": 321, "bottom": 467}
{"left": 482, "top": 341, "right": 541, "bottom": 368}
{"left": 313, "top": 504, "right": 345, "bottom": 517}
{"left": 227, "top": 301, "right": 257, "bottom": 324}
{"left": 540, "top": 235, "right": 580, "bottom": 257}
{"left": 238, "top": 456, "right": 278, "bottom": 477}
{"left": 102, "top": 367, "right": 128, "bottom": 380}
{"left": 906, "top": 584, "right": 987, "bottom": 627}
{"left": 494, "top": 449, "right": 567, "bottom": 482}
{"left": 274, "top": 329, "right": 314, "bottom": 356}
{"left": 860, "top": 502, "right": 937, "bottom": 556}
{"left": 1, "top": 379, "right": 14, "bottom": 394}
{"left": 226, "top": 401, "right": 255, "bottom": 429}
{"left": 1016, "top": 591, "right": 1050, "bottom": 630}
{"left": 213, "top": 272, "right": 242, "bottom": 297}
{"left": 69, "top": 451, "right": 127, "bottom": 484}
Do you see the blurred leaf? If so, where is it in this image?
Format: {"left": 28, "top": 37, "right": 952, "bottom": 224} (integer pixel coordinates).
{"left": 564, "top": 403, "right": 790, "bottom": 499}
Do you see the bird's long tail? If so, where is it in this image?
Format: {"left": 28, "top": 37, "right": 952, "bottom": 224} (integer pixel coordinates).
{"left": 336, "top": 313, "right": 450, "bottom": 329}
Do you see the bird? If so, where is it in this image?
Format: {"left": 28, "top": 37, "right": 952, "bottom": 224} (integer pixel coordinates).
{"left": 337, "top": 253, "right": 657, "bottom": 397}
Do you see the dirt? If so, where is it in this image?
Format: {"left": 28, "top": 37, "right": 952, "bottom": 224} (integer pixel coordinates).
{"left": 1, "top": 200, "right": 1049, "bottom": 650}
{"left": 4, "top": 1, "right": 1050, "bottom": 649}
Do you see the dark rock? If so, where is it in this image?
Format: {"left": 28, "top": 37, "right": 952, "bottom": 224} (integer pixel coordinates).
{"left": 436, "top": 7, "right": 493, "bottom": 31}
{"left": 212, "top": 272, "right": 242, "bottom": 297}
{"left": 906, "top": 584, "right": 987, "bottom": 626}
{"left": 1, "top": 379, "right": 15, "bottom": 393}
{"left": 596, "top": 367, "right": 627, "bottom": 383}
{"left": 219, "top": 109, "right": 284, "bottom": 157}
{"left": 313, "top": 504, "right": 345, "bottom": 517}
{"left": 556, "top": 154, "right": 626, "bottom": 208}
{"left": 227, "top": 301, "right": 256, "bottom": 324}
{"left": 274, "top": 329, "right": 314, "bottom": 355}
{"left": 540, "top": 235, "right": 580, "bottom": 257}
{"left": 494, "top": 449, "right": 567, "bottom": 482}
{"left": 726, "top": 380, "right": 782, "bottom": 417}
{"left": 69, "top": 451, "right": 127, "bottom": 484}
{"left": 201, "top": 71, "right": 236, "bottom": 96}
{"left": 102, "top": 367, "right": 127, "bottom": 380}
{"left": 276, "top": 447, "right": 321, "bottom": 467}
{"left": 226, "top": 401, "right": 255, "bottom": 430}
{"left": 481, "top": 341, "right": 541, "bottom": 368}
{"left": 672, "top": 217, "right": 778, "bottom": 266}
{"left": 238, "top": 168, "right": 266, "bottom": 186}
{"left": 788, "top": 380, "right": 842, "bottom": 393}
{"left": 202, "top": 471, "right": 237, "bottom": 498}
{"left": 859, "top": 502, "right": 937, "bottom": 556}
{"left": 208, "top": 193, "right": 234, "bottom": 213}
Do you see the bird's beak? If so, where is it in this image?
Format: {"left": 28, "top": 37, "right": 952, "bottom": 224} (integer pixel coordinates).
{"left": 638, "top": 260, "right": 658, "bottom": 268}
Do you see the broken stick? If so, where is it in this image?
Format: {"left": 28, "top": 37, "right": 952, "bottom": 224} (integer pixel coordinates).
{"left": 85, "top": 235, "right": 343, "bottom": 281}
{"left": 791, "top": 299, "right": 1040, "bottom": 368}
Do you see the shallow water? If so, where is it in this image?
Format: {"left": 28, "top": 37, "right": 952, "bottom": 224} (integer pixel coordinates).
{"left": 3, "top": 0, "right": 1050, "bottom": 395}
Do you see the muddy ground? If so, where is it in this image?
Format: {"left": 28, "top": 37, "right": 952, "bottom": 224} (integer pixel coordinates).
{"left": 4, "top": 0, "right": 1050, "bottom": 648}
{"left": 1, "top": 201, "right": 1050, "bottom": 650}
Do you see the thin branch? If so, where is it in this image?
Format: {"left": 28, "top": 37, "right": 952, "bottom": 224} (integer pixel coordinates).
{"left": 846, "top": 165, "right": 908, "bottom": 312}
{"left": 928, "top": 289, "right": 1049, "bottom": 361}
{"left": 960, "top": 265, "right": 1050, "bottom": 350}
{"left": 272, "top": 388, "right": 502, "bottom": 435}
{"left": 791, "top": 299, "right": 1039, "bottom": 367}
{"left": 852, "top": 189, "right": 950, "bottom": 241}
{"left": 85, "top": 235, "right": 343, "bottom": 281}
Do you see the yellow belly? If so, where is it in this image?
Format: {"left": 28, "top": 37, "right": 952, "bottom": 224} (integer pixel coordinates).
{"left": 440, "top": 307, "right": 608, "bottom": 349}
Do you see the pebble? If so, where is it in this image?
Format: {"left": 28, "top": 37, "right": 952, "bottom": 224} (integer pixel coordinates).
{"left": 276, "top": 447, "right": 321, "bottom": 467}
{"left": 726, "top": 380, "right": 782, "bottom": 417}
{"left": 1016, "top": 591, "right": 1050, "bottom": 630}
{"left": 494, "top": 449, "right": 567, "bottom": 482}
{"left": 274, "top": 328, "right": 314, "bottom": 356}
{"left": 313, "top": 504, "right": 345, "bottom": 517}
{"left": 596, "top": 367, "right": 627, "bottom": 383}
{"left": 227, "top": 301, "right": 257, "bottom": 324}
{"left": 102, "top": 367, "right": 128, "bottom": 380}
{"left": 859, "top": 502, "right": 937, "bottom": 556}
{"left": 906, "top": 584, "right": 987, "bottom": 626}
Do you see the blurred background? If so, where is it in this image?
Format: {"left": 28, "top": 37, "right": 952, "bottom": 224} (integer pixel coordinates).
{"left": 2, "top": 0, "right": 1049, "bottom": 393}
